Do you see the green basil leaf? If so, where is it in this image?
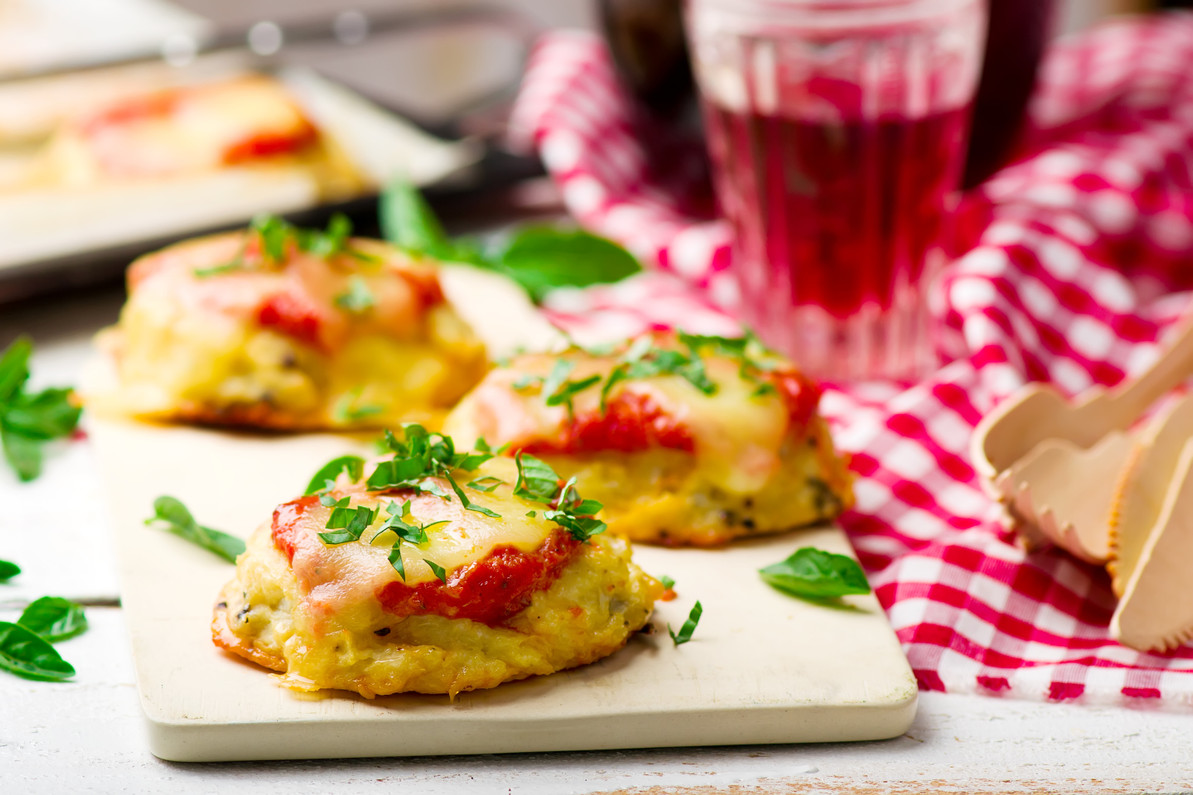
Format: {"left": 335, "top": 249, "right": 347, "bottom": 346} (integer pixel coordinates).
{"left": 0, "top": 336, "right": 32, "bottom": 404}
{"left": 545, "top": 374, "right": 602, "bottom": 410}
{"left": 466, "top": 476, "right": 504, "bottom": 493}
{"left": 4, "top": 387, "right": 81, "bottom": 440}
{"left": 334, "top": 275, "right": 376, "bottom": 315}
{"left": 17, "top": 596, "right": 87, "bottom": 642}
{"left": 192, "top": 261, "right": 245, "bottom": 279}
{"left": 376, "top": 500, "right": 432, "bottom": 546}
{"left": 759, "top": 547, "right": 871, "bottom": 601}
{"left": 379, "top": 179, "right": 457, "bottom": 260}
{"left": 542, "top": 509, "right": 606, "bottom": 542}
{"left": 424, "top": 559, "right": 448, "bottom": 583}
{"left": 493, "top": 226, "right": 641, "bottom": 302}
{"left": 145, "top": 496, "right": 245, "bottom": 564}
{"left": 668, "top": 601, "right": 702, "bottom": 646}
{"left": 2, "top": 427, "right": 43, "bottom": 482}
{"left": 251, "top": 214, "right": 291, "bottom": 263}
{"left": 0, "top": 621, "right": 75, "bottom": 681}
{"left": 321, "top": 503, "right": 377, "bottom": 544}
{"left": 0, "top": 559, "right": 19, "bottom": 582}
{"left": 513, "top": 453, "right": 560, "bottom": 504}
{"left": 304, "top": 455, "right": 366, "bottom": 495}
{"left": 445, "top": 472, "right": 500, "bottom": 518}
{"left": 388, "top": 546, "right": 407, "bottom": 580}
{"left": 303, "top": 212, "right": 353, "bottom": 257}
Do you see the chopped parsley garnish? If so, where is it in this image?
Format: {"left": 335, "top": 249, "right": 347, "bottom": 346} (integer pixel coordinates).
{"left": 515, "top": 456, "right": 606, "bottom": 542}
{"left": 298, "top": 212, "right": 352, "bottom": 257}
{"left": 446, "top": 472, "right": 500, "bottom": 518}
{"left": 310, "top": 426, "right": 608, "bottom": 582}
{"left": 539, "top": 360, "right": 602, "bottom": 413}
{"left": 425, "top": 559, "right": 448, "bottom": 583}
{"left": 253, "top": 213, "right": 291, "bottom": 263}
{"left": 366, "top": 425, "right": 493, "bottom": 495}
{"left": 759, "top": 547, "right": 871, "bottom": 602}
{"left": 0, "top": 559, "right": 19, "bottom": 582}
{"left": 563, "top": 331, "right": 786, "bottom": 416}
{"left": 466, "top": 476, "right": 504, "bottom": 493}
{"left": 331, "top": 390, "right": 384, "bottom": 425}
{"left": 375, "top": 500, "right": 446, "bottom": 546}
{"left": 377, "top": 502, "right": 449, "bottom": 580}
{"left": 334, "top": 275, "right": 376, "bottom": 315}
{"left": 512, "top": 374, "right": 542, "bottom": 392}
{"left": 192, "top": 261, "right": 246, "bottom": 279}
{"left": 0, "top": 337, "right": 82, "bottom": 482}
{"left": 659, "top": 575, "right": 675, "bottom": 590}
{"left": 145, "top": 496, "right": 246, "bottom": 564}
{"left": 318, "top": 499, "right": 378, "bottom": 544}
{"left": 668, "top": 600, "right": 702, "bottom": 646}
{"left": 547, "top": 375, "right": 602, "bottom": 412}
{"left": 513, "top": 451, "right": 561, "bottom": 504}
{"left": 388, "top": 546, "right": 407, "bottom": 581}
{"left": 303, "top": 455, "right": 366, "bottom": 496}
{"left": 192, "top": 212, "right": 373, "bottom": 279}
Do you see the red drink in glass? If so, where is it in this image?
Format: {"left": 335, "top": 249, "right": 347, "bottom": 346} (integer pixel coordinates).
{"left": 687, "top": 0, "right": 985, "bottom": 380}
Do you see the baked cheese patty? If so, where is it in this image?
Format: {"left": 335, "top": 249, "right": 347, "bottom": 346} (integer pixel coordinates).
{"left": 94, "top": 218, "right": 488, "bottom": 430}
{"left": 212, "top": 440, "right": 661, "bottom": 698}
{"left": 442, "top": 333, "right": 854, "bottom": 546}
{"left": 39, "top": 73, "right": 362, "bottom": 196}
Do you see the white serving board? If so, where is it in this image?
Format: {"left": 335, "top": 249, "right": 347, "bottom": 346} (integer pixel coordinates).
{"left": 89, "top": 418, "right": 917, "bottom": 763}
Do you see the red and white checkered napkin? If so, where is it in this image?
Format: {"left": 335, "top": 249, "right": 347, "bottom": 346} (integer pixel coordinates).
{"left": 510, "top": 14, "right": 1193, "bottom": 706}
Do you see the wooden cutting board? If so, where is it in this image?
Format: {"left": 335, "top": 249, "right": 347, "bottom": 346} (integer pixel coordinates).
{"left": 90, "top": 417, "right": 917, "bottom": 763}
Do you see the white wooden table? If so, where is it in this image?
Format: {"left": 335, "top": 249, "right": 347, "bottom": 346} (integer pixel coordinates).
{"left": 3, "top": 287, "right": 1191, "bottom": 794}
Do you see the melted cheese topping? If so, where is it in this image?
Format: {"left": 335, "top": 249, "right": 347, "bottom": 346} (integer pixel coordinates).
{"left": 96, "top": 230, "right": 487, "bottom": 427}
{"left": 444, "top": 344, "right": 819, "bottom": 495}
{"left": 126, "top": 232, "right": 442, "bottom": 351}
{"left": 274, "top": 460, "right": 564, "bottom": 622}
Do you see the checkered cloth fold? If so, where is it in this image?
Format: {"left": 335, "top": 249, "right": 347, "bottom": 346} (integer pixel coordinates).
{"left": 510, "top": 13, "right": 1193, "bottom": 705}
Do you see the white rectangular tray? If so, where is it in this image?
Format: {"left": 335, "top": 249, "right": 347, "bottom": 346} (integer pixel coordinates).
{"left": 90, "top": 418, "right": 917, "bottom": 763}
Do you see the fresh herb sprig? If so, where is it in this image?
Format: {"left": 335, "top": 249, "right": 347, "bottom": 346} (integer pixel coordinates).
{"left": 145, "top": 496, "right": 246, "bottom": 564}
{"left": 303, "top": 455, "right": 366, "bottom": 496}
{"left": 317, "top": 496, "right": 377, "bottom": 544}
{"left": 0, "top": 563, "right": 86, "bottom": 682}
{"left": 302, "top": 426, "right": 609, "bottom": 584}
{"left": 668, "top": 600, "right": 703, "bottom": 646}
{"left": 513, "top": 452, "right": 606, "bottom": 542}
{"left": 759, "top": 547, "right": 871, "bottom": 602}
{"left": 18, "top": 596, "right": 88, "bottom": 643}
{"left": 0, "top": 621, "right": 75, "bottom": 681}
{"left": 517, "top": 332, "right": 786, "bottom": 420}
{"left": 365, "top": 425, "right": 497, "bottom": 514}
{"left": 0, "top": 337, "right": 82, "bottom": 482}
{"left": 194, "top": 213, "right": 375, "bottom": 279}
{"left": 380, "top": 180, "right": 641, "bottom": 302}
{"left": 0, "top": 560, "right": 19, "bottom": 582}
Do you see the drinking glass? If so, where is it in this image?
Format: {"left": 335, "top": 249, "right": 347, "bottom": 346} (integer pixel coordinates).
{"left": 685, "top": 0, "right": 985, "bottom": 380}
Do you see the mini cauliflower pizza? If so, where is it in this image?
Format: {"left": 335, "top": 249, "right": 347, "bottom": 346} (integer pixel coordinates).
{"left": 442, "top": 332, "right": 854, "bottom": 547}
{"left": 213, "top": 425, "right": 662, "bottom": 698}
{"left": 93, "top": 215, "right": 488, "bottom": 430}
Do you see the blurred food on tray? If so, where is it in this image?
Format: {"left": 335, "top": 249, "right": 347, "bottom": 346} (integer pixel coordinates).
{"left": 0, "top": 64, "right": 478, "bottom": 274}
{"left": 6, "top": 73, "right": 363, "bottom": 196}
